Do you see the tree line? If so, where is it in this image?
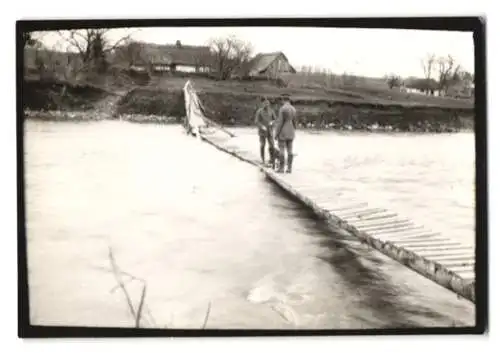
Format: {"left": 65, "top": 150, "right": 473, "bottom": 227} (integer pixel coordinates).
{"left": 385, "top": 53, "right": 474, "bottom": 97}
{"left": 23, "top": 29, "right": 254, "bottom": 82}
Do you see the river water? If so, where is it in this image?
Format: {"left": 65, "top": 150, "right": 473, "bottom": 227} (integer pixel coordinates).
{"left": 24, "top": 120, "right": 475, "bottom": 329}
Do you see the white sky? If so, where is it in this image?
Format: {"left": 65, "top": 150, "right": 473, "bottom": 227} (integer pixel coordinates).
{"left": 37, "top": 27, "right": 474, "bottom": 79}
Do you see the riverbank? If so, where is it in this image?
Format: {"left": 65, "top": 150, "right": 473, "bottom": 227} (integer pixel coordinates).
{"left": 23, "top": 109, "right": 178, "bottom": 124}
{"left": 22, "top": 78, "right": 475, "bottom": 133}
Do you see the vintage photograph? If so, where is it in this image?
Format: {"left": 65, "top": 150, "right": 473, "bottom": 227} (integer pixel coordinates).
{"left": 19, "top": 20, "right": 483, "bottom": 334}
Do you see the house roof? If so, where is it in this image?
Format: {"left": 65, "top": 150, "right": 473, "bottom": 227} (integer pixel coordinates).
{"left": 128, "top": 41, "right": 212, "bottom": 66}
{"left": 236, "top": 52, "right": 296, "bottom": 77}
{"left": 404, "top": 77, "right": 439, "bottom": 90}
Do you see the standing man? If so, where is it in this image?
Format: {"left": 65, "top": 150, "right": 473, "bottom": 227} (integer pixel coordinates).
{"left": 254, "top": 97, "right": 277, "bottom": 165}
{"left": 274, "top": 93, "right": 297, "bottom": 173}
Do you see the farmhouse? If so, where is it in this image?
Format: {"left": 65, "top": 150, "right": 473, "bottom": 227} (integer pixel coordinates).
{"left": 116, "top": 40, "right": 213, "bottom": 73}
{"left": 238, "top": 52, "right": 296, "bottom": 79}
{"left": 402, "top": 77, "right": 440, "bottom": 96}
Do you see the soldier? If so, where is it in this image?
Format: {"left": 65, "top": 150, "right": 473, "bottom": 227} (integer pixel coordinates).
{"left": 274, "top": 94, "right": 297, "bottom": 173}
{"left": 254, "top": 97, "right": 277, "bottom": 165}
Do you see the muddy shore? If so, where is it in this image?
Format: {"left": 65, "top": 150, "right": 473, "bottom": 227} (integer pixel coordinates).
{"left": 22, "top": 80, "right": 474, "bottom": 132}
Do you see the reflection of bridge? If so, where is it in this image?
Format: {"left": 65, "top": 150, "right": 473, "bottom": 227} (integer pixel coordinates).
{"left": 183, "top": 82, "right": 476, "bottom": 304}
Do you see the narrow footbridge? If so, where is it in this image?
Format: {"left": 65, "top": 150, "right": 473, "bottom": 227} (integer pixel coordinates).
{"left": 183, "top": 80, "right": 476, "bottom": 304}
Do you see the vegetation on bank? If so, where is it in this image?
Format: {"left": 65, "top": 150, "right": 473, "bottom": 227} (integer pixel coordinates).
{"left": 119, "top": 86, "right": 473, "bottom": 132}
{"left": 22, "top": 77, "right": 474, "bottom": 132}
{"left": 23, "top": 78, "right": 109, "bottom": 111}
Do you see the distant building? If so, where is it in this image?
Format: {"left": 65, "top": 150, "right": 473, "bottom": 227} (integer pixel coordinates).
{"left": 236, "top": 52, "right": 296, "bottom": 79}
{"left": 403, "top": 87, "right": 440, "bottom": 96}
{"left": 403, "top": 77, "right": 440, "bottom": 96}
{"left": 114, "top": 40, "right": 213, "bottom": 74}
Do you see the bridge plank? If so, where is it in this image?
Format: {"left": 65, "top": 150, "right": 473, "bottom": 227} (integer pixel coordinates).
{"left": 368, "top": 225, "right": 426, "bottom": 236}
{"left": 454, "top": 270, "right": 476, "bottom": 279}
{"left": 446, "top": 265, "right": 475, "bottom": 274}
{"left": 353, "top": 212, "right": 400, "bottom": 221}
{"left": 435, "top": 259, "right": 475, "bottom": 267}
{"left": 326, "top": 204, "right": 374, "bottom": 213}
{"left": 356, "top": 221, "right": 416, "bottom": 232}
{"left": 335, "top": 208, "right": 381, "bottom": 218}
{"left": 410, "top": 247, "right": 475, "bottom": 256}
{"left": 336, "top": 208, "right": 388, "bottom": 219}
{"left": 348, "top": 217, "right": 406, "bottom": 227}
{"left": 378, "top": 233, "right": 443, "bottom": 242}
{"left": 426, "top": 255, "right": 475, "bottom": 262}
{"left": 412, "top": 249, "right": 475, "bottom": 257}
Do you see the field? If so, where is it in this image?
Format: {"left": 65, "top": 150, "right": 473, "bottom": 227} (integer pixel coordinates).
{"left": 146, "top": 74, "right": 473, "bottom": 109}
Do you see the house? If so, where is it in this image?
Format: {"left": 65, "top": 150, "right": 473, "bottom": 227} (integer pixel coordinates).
{"left": 403, "top": 77, "right": 440, "bottom": 96}
{"left": 114, "top": 40, "right": 213, "bottom": 74}
{"left": 236, "top": 52, "right": 296, "bottom": 79}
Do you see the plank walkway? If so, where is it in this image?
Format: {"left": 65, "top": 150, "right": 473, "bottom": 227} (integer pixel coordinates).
{"left": 183, "top": 81, "right": 475, "bottom": 303}
{"left": 199, "top": 129, "right": 475, "bottom": 303}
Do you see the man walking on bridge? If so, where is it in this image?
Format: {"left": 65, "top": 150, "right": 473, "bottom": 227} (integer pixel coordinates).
{"left": 274, "top": 94, "right": 297, "bottom": 173}
{"left": 255, "top": 97, "right": 277, "bottom": 166}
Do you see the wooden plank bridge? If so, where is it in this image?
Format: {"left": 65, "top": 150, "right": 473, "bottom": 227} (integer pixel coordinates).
{"left": 183, "top": 81, "right": 476, "bottom": 304}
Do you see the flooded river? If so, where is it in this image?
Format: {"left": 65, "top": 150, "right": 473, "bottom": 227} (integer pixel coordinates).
{"left": 24, "top": 120, "right": 475, "bottom": 329}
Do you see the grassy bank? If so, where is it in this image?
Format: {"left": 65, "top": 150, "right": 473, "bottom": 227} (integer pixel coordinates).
{"left": 22, "top": 77, "right": 475, "bottom": 132}
{"left": 23, "top": 79, "right": 110, "bottom": 111}
{"left": 115, "top": 85, "right": 474, "bottom": 132}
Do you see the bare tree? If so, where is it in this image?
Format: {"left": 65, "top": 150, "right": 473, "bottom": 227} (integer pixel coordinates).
{"left": 420, "top": 54, "right": 437, "bottom": 95}
{"left": 23, "top": 32, "right": 39, "bottom": 48}
{"left": 58, "top": 29, "right": 138, "bottom": 74}
{"left": 421, "top": 53, "right": 435, "bottom": 80}
{"left": 385, "top": 74, "right": 403, "bottom": 89}
{"left": 208, "top": 35, "right": 252, "bottom": 80}
{"left": 459, "top": 70, "right": 473, "bottom": 82}
{"left": 112, "top": 40, "right": 146, "bottom": 69}
{"left": 445, "top": 68, "right": 474, "bottom": 97}
{"left": 23, "top": 32, "right": 48, "bottom": 78}
{"left": 436, "top": 55, "right": 458, "bottom": 95}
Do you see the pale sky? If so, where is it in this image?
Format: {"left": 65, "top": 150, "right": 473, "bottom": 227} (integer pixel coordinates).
{"left": 36, "top": 27, "right": 475, "bottom": 79}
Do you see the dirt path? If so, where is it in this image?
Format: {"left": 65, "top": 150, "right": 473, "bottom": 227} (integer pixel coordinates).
{"left": 91, "top": 90, "right": 129, "bottom": 119}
